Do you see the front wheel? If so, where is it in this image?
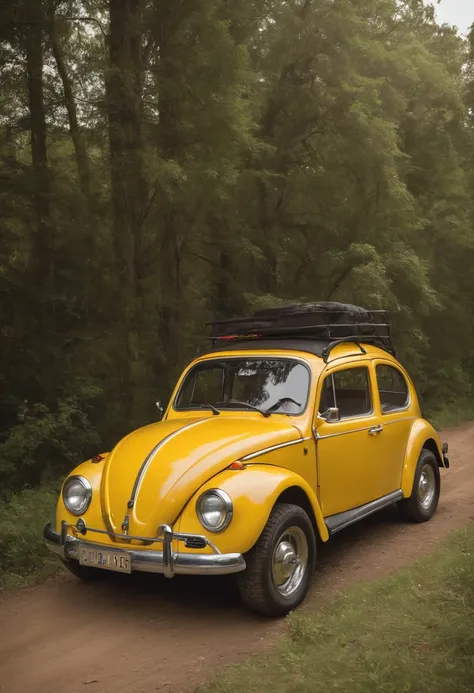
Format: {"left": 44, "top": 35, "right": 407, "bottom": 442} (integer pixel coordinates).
{"left": 398, "top": 449, "right": 440, "bottom": 522}
{"left": 60, "top": 558, "right": 109, "bottom": 581}
{"left": 237, "top": 503, "right": 316, "bottom": 617}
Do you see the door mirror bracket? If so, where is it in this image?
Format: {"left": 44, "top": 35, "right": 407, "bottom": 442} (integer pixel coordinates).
{"left": 320, "top": 406, "right": 340, "bottom": 423}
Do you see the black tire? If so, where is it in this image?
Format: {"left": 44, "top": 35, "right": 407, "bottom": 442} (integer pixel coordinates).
{"left": 398, "top": 449, "right": 440, "bottom": 523}
{"left": 237, "top": 503, "right": 317, "bottom": 618}
{"left": 60, "top": 558, "right": 108, "bottom": 581}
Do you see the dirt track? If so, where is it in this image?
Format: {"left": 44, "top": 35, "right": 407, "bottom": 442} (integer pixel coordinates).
{"left": 1, "top": 422, "right": 473, "bottom": 693}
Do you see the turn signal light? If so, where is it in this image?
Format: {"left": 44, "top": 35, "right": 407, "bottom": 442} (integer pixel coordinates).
{"left": 229, "top": 461, "right": 245, "bottom": 470}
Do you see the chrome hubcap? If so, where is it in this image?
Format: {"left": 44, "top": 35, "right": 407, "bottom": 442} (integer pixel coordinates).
{"left": 272, "top": 526, "right": 308, "bottom": 597}
{"left": 418, "top": 464, "right": 436, "bottom": 510}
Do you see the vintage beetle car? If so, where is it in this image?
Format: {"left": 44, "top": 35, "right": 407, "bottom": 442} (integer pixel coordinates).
{"left": 44, "top": 303, "right": 449, "bottom": 617}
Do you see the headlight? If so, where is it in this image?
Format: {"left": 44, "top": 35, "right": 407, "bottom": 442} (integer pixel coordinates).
{"left": 63, "top": 475, "right": 92, "bottom": 516}
{"left": 196, "top": 489, "right": 233, "bottom": 533}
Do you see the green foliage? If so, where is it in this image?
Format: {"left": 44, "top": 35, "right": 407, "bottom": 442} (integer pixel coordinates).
{"left": 0, "top": 485, "right": 61, "bottom": 590}
{"left": 0, "top": 0, "right": 473, "bottom": 494}
{"left": 424, "top": 400, "right": 474, "bottom": 431}
{"left": 202, "top": 527, "right": 474, "bottom": 693}
{"left": 0, "top": 399, "right": 100, "bottom": 490}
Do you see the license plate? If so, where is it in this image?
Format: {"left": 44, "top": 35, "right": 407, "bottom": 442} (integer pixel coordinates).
{"left": 79, "top": 545, "right": 131, "bottom": 574}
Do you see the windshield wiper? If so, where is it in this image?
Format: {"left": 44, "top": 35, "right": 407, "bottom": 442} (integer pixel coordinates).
{"left": 265, "top": 397, "right": 301, "bottom": 414}
{"left": 194, "top": 403, "right": 221, "bottom": 416}
{"left": 222, "top": 400, "right": 271, "bottom": 418}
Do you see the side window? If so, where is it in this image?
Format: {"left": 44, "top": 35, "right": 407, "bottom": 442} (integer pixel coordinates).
{"left": 376, "top": 365, "right": 409, "bottom": 413}
{"left": 320, "top": 367, "right": 372, "bottom": 419}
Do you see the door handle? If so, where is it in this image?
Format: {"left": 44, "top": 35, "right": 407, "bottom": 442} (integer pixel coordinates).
{"left": 368, "top": 425, "right": 383, "bottom": 436}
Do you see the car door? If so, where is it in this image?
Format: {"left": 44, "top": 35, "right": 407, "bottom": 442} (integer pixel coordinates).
{"left": 372, "top": 360, "right": 416, "bottom": 495}
{"left": 315, "top": 361, "right": 385, "bottom": 517}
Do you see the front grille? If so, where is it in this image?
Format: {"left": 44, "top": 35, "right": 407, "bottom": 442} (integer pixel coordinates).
{"left": 184, "top": 537, "right": 207, "bottom": 549}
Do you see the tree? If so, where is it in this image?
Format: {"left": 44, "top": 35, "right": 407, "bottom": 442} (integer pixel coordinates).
{"left": 1, "top": 0, "right": 474, "bottom": 494}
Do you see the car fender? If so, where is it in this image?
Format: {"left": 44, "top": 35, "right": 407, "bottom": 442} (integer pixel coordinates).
{"left": 55, "top": 455, "right": 117, "bottom": 546}
{"left": 401, "top": 419, "right": 445, "bottom": 498}
{"left": 175, "top": 464, "right": 329, "bottom": 556}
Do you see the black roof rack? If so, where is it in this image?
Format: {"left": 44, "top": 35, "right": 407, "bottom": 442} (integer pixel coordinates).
{"left": 206, "top": 302, "right": 395, "bottom": 359}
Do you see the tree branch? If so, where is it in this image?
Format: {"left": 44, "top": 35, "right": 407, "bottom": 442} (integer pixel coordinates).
{"left": 186, "top": 251, "right": 218, "bottom": 267}
{"left": 326, "top": 264, "right": 355, "bottom": 300}
{"left": 63, "top": 16, "right": 107, "bottom": 38}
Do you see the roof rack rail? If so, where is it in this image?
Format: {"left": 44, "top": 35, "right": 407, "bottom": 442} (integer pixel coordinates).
{"left": 207, "top": 302, "right": 395, "bottom": 357}
{"left": 321, "top": 336, "right": 395, "bottom": 362}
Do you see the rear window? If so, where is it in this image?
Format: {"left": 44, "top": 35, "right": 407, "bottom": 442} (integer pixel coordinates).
{"left": 376, "top": 365, "right": 409, "bottom": 413}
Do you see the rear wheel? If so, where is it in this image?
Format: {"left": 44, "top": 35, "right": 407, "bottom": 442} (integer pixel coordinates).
{"left": 237, "top": 503, "right": 316, "bottom": 617}
{"left": 398, "top": 449, "right": 440, "bottom": 522}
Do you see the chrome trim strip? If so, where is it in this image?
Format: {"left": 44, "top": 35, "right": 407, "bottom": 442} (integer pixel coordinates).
{"left": 315, "top": 416, "right": 416, "bottom": 440}
{"left": 129, "top": 418, "right": 208, "bottom": 504}
{"left": 325, "top": 490, "right": 403, "bottom": 534}
{"left": 240, "top": 436, "right": 311, "bottom": 461}
{"left": 44, "top": 524, "right": 245, "bottom": 577}
{"left": 317, "top": 425, "right": 375, "bottom": 440}
{"left": 380, "top": 416, "right": 416, "bottom": 426}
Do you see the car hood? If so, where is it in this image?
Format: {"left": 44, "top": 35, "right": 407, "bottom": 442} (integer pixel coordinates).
{"left": 100, "top": 415, "right": 302, "bottom": 541}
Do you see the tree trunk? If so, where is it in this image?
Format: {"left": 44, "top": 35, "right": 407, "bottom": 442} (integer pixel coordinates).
{"left": 106, "top": 0, "right": 149, "bottom": 424}
{"left": 256, "top": 177, "right": 279, "bottom": 295}
{"left": 154, "top": 0, "right": 184, "bottom": 376}
{"left": 48, "top": 5, "right": 91, "bottom": 200}
{"left": 24, "top": 0, "right": 53, "bottom": 291}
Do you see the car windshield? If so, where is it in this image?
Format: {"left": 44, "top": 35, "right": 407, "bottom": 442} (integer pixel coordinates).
{"left": 175, "top": 358, "right": 310, "bottom": 416}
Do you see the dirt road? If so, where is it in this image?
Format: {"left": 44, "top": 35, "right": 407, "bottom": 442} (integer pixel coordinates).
{"left": 1, "top": 422, "right": 473, "bottom": 693}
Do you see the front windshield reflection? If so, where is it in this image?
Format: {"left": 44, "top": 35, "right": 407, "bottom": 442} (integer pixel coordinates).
{"left": 175, "top": 358, "right": 310, "bottom": 416}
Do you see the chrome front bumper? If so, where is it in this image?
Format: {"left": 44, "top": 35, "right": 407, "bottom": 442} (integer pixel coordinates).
{"left": 43, "top": 522, "right": 246, "bottom": 577}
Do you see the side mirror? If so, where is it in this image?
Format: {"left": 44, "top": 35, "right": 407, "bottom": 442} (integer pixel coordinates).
{"left": 156, "top": 401, "right": 164, "bottom": 419}
{"left": 320, "top": 406, "right": 340, "bottom": 423}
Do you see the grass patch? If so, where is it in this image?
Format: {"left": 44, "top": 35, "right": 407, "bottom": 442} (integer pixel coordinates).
{"left": 202, "top": 526, "right": 474, "bottom": 693}
{"left": 425, "top": 399, "right": 474, "bottom": 430}
{"left": 0, "top": 484, "right": 61, "bottom": 591}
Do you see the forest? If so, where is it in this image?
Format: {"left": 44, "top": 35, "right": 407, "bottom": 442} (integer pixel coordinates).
{"left": 1, "top": 0, "right": 474, "bottom": 495}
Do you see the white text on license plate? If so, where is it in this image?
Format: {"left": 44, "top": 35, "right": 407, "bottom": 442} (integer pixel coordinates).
{"left": 79, "top": 545, "right": 131, "bottom": 573}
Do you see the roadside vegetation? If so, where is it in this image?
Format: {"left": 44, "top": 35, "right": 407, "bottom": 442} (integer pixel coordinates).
{"left": 427, "top": 400, "right": 474, "bottom": 431}
{"left": 202, "top": 526, "right": 474, "bottom": 693}
{"left": 0, "top": 485, "right": 61, "bottom": 591}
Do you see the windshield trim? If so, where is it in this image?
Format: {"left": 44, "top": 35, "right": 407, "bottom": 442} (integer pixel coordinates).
{"left": 172, "top": 355, "right": 312, "bottom": 417}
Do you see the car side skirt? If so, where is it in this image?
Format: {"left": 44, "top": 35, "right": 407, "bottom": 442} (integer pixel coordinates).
{"left": 325, "top": 490, "right": 403, "bottom": 535}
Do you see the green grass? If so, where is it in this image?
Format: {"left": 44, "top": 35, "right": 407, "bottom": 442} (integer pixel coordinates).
{"left": 201, "top": 526, "right": 474, "bottom": 693}
{"left": 425, "top": 399, "right": 474, "bottom": 430}
{"left": 0, "top": 484, "right": 62, "bottom": 591}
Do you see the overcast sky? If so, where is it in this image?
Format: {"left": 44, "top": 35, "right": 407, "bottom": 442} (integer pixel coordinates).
{"left": 427, "top": 0, "right": 474, "bottom": 34}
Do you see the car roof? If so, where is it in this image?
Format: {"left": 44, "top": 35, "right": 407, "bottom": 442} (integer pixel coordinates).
{"left": 202, "top": 338, "right": 396, "bottom": 362}
{"left": 204, "top": 338, "right": 327, "bottom": 357}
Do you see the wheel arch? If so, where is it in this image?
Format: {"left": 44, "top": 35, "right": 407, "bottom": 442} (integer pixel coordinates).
{"left": 422, "top": 438, "right": 443, "bottom": 467}
{"left": 176, "top": 465, "right": 329, "bottom": 556}
{"left": 401, "top": 419, "right": 445, "bottom": 498}
{"left": 275, "top": 485, "right": 320, "bottom": 541}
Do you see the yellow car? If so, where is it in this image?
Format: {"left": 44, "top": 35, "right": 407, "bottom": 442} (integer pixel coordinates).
{"left": 44, "top": 303, "right": 449, "bottom": 617}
